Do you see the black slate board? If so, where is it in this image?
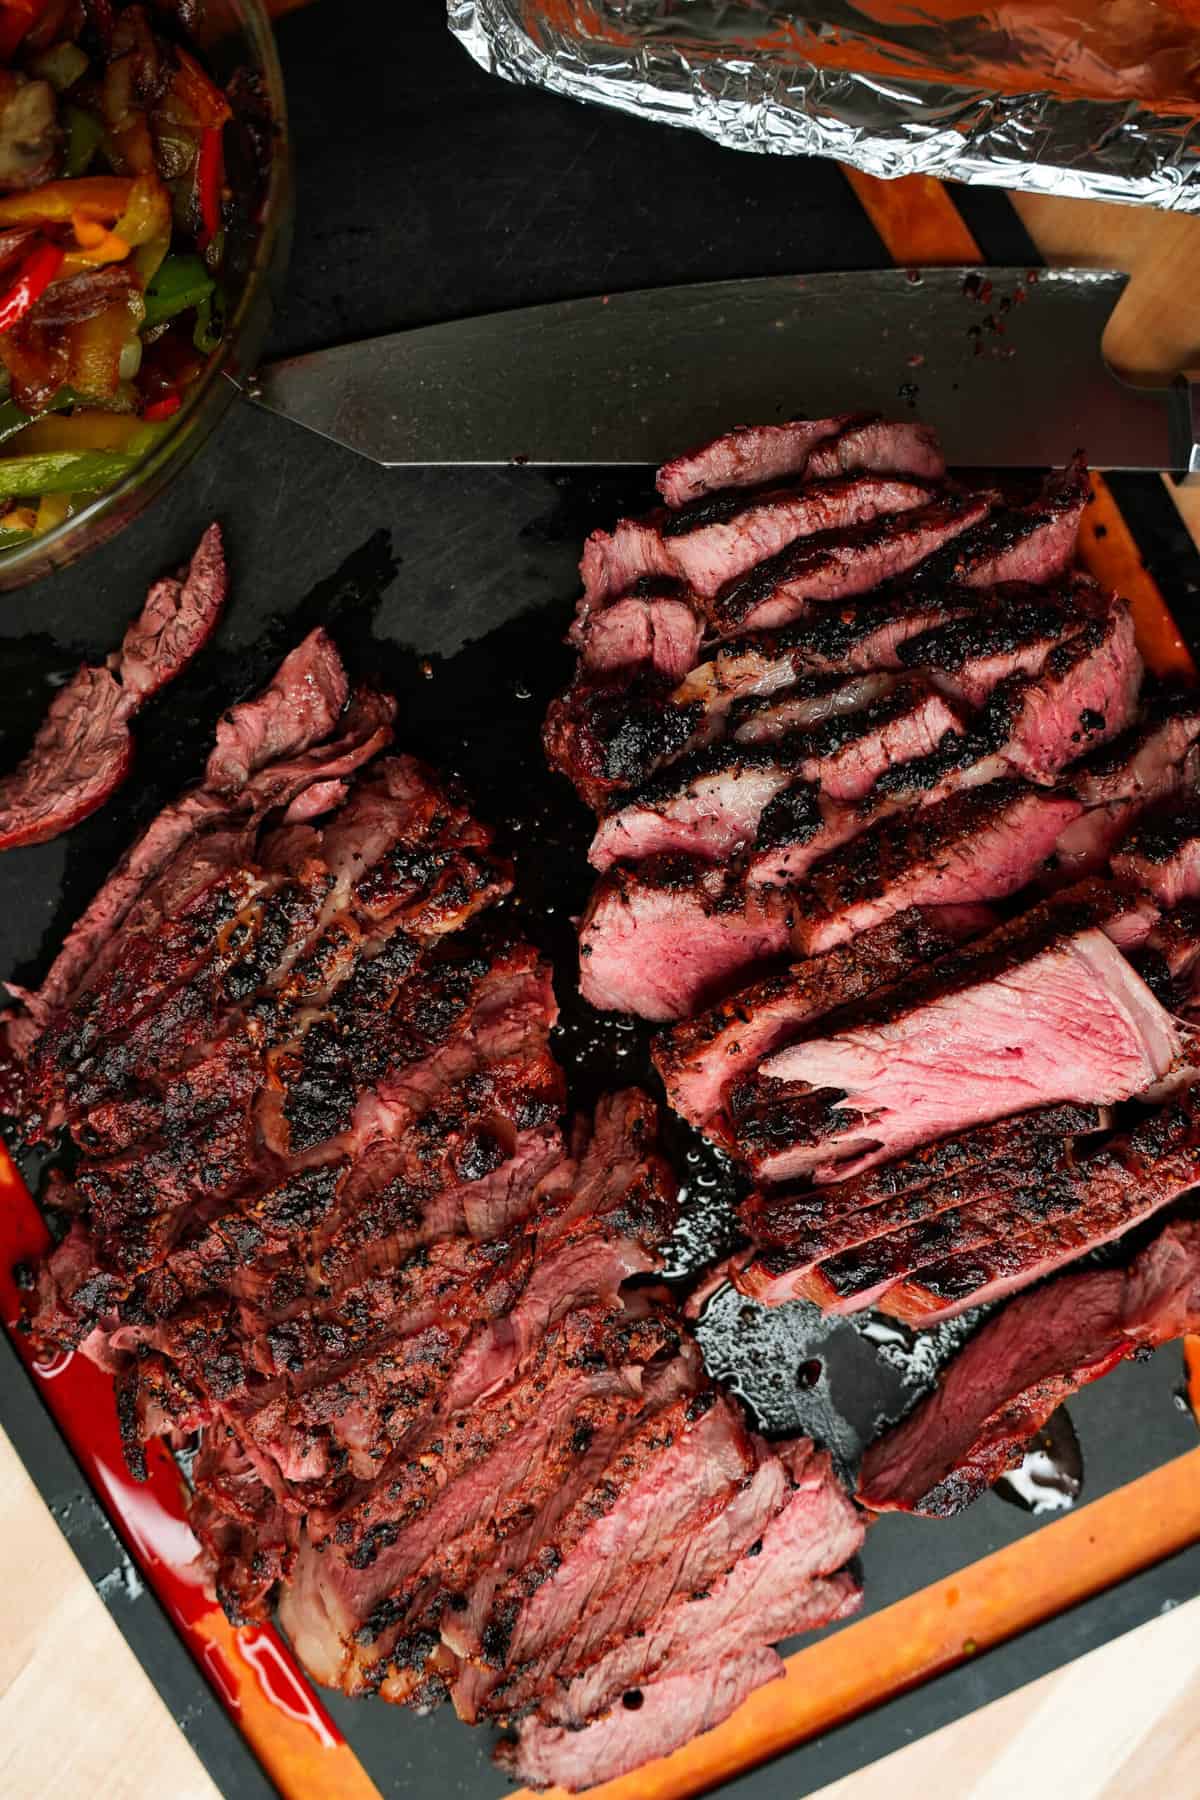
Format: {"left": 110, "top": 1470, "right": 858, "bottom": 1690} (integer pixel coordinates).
{"left": 2, "top": 5, "right": 1200, "bottom": 1797}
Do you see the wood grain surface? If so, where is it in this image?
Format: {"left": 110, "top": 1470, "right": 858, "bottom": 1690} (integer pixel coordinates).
{"left": 3, "top": 180, "right": 1200, "bottom": 1799}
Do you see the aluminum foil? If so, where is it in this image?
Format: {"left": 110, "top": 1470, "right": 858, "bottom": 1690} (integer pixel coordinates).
{"left": 448, "top": 0, "right": 1200, "bottom": 210}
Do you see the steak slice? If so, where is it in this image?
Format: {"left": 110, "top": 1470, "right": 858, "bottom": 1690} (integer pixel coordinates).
{"left": 709, "top": 491, "right": 993, "bottom": 635}
{"left": 743, "top": 1105, "right": 1109, "bottom": 1290}
{"left": 498, "top": 1646, "right": 784, "bottom": 1791}
{"left": 970, "top": 597, "right": 1140, "bottom": 783}
{"left": 786, "top": 780, "right": 1081, "bottom": 957}
{"left": 280, "top": 1312, "right": 689, "bottom": 1692}
{"left": 579, "top": 474, "right": 933, "bottom": 607}
{"left": 528, "top": 1438, "right": 863, "bottom": 1731}
{"left": 453, "top": 1390, "right": 758, "bottom": 1721}
{"left": 575, "top": 586, "right": 703, "bottom": 683}
{"left": 896, "top": 584, "right": 1090, "bottom": 706}
{"left": 548, "top": 596, "right": 981, "bottom": 814}
{"left": 654, "top": 414, "right": 943, "bottom": 507}
{"left": 7, "top": 635, "right": 387, "bottom": 1046}
{"left": 739, "top": 900, "right": 1176, "bottom": 1184}
{"left": 656, "top": 416, "right": 854, "bottom": 507}
{"left": 1112, "top": 801, "right": 1200, "bottom": 906}
{"left": 0, "top": 524, "right": 227, "bottom": 852}
{"left": 578, "top": 857, "right": 792, "bottom": 1021}
{"left": 858, "top": 1216, "right": 1200, "bottom": 1517}
{"left": 587, "top": 678, "right": 962, "bottom": 871}
{"left": 653, "top": 906, "right": 988, "bottom": 1132}
{"left": 878, "top": 1091, "right": 1200, "bottom": 1325}
{"left": 1053, "top": 691, "right": 1200, "bottom": 881}
{"left": 805, "top": 416, "right": 946, "bottom": 484}
{"left": 920, "top": 455, "right": 1090, "bottom": 590}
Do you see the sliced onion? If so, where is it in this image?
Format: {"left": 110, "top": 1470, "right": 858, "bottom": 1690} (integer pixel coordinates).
{"left": 118, "top": 335, "right": 142, "bottom": 380}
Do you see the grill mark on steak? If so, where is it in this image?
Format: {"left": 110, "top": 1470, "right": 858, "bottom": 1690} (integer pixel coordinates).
{"left": 587, "top": 677, "right": 965, "bottom": 872}
{"left": 1113, "top": 800, "right": 1200, "bottom": 906}
{"left": 875, "top": 1089, "right": 1200, "bottom": 1325}
{"left": 786, "top": 780, "right": 1082, "bottom": 957}
{"left": 578, "top": 474, "right": 934, "bottom": 607}
{"left": 917, "top": 454, "right": 1090, "bottom": 590}
{"left": 858, "top": 1216, "right": 1200, "bottom": 1517}
{"left": 709, "top": 491, "right": 993, "bottom": 634}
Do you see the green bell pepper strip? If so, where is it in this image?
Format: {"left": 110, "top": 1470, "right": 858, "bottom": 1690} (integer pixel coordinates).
{"left": 143, "top": 253, "right": 216, "bottom": 330}
{"left": 63, "top": 106, "right": 106, "bottom": 179}
{"left": 0, "top": 525, "right": 33, "bottom": 551}
{"left": 0, "top": 387, "right": 79, "bottom": 448}
{"left": 0, "top": 449, "right": 138, "bottom": 495}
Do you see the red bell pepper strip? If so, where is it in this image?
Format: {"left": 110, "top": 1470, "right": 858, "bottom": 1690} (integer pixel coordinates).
{"left": 0, "top": 0, "right": 48, "bottom": 61}
{"left": 173, "top": 50, "right": 232, "bottom": 130}
{"left": 196, "top": 127, "right": 223, "bottom": 251}
{"left": 0, "top": 240, "right": 65, "bottom": 336}
{"left": 142, "top": 391, "right": 181, "bottom": 422}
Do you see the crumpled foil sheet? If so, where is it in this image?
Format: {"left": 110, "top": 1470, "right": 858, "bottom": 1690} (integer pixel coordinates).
{"left": 447, "top": 0, "right": 1200, "bottom": 211}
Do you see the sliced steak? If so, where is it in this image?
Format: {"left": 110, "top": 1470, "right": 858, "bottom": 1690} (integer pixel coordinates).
{"left": 455, "top": 1391, "right": 759, "bottom": 1721}
{"left": 786, "top": 781, "right": 1081, "bottom": 957}
{"left": 7, "top": 634, "right": 386, "bottom": 1041}
{"left": 655, "top": 416, "right": 945, "bottom": 509}
{"left": 498, "top": 1646, "right": 784, "bottom": 1791}
{"left": 737, "top": 893, "right": 1174, "bottom": 1184}
{"left": 878, "top": 1091, "right": 1200, "bottom": 1325}
{"left": 530, "top": 1439, "right": 863, "bottom": 1731}
{"left": 1053, "top": 689, "right": 1200, "bottom": 881}
{"left": 858, "top": 1216, "right": 1200, "bottom": 1517}
{"left": 744, "top": 1106, "right": 1109, "bottom": 1292}
{"left": 587, "top": 678, "right": 963, "bottom": 871}
{"left": 971, "top": 597, "right": 1140, "bottom": 783}
{"left": 805, "top": 416, "right": 946, "bottom": 484}
{"left": 575, "top": 586, "right": 703, "bottom": 682}
{"left": 653, "top": 906, "right": 989, "bottom": 1132}
{"left": 0, "top": 524, "right": 227, "bottom": 852}
{"left": 738, "top": 592, "right": 1114, "bottom": 886}
{"left": 709, "top": 491, "right": 993, "bottom": 635}
{"left": 549, "top": 596, "right": 981, "bottom": 814}
{"left": 1113, "top": 801, "right": 1200, "bottom": 905}
{"left": 920, "top": 455, "right": 1090, "bottom": 589}
{"left": 579, "top": 474, "right": 933, "bottom": 607}
{"left": 656, "top": 416, "right": 854, "bottom": 507}
{"left": 896, "top": 584, "right": 1091, "bottom": 706}
{"left": 578, "top": 857, "right": 792, "bottom": 1021}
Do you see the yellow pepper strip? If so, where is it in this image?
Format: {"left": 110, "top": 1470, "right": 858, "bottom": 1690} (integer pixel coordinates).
{"left": 33, "top": 491, "right": 71, "bottom": 533}
{"left": 0, "top": 176, "right": 134, "bottom": 227}
{"left": 16, "top": 411, "right": 152, "bottom": 455}
{"left": 71, "top": 210, "right": 131, "bottom": 266}
{"left": 113, "top": 172, "right": 171, "bottom": 250}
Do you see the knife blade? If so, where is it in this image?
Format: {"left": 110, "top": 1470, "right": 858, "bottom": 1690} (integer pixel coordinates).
{"left": 246, "top": 266, "right": 1198, "bottom": 473}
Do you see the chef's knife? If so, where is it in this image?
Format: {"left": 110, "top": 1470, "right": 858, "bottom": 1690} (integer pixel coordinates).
{"left": 245, "top": 266, "right": 1200, "bottom": 474}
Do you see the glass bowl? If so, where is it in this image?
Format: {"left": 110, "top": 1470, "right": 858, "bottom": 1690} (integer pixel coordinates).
{"left": 0, "top": 0, "right": 292, "bottom": 591}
